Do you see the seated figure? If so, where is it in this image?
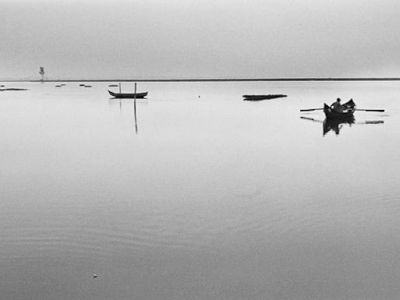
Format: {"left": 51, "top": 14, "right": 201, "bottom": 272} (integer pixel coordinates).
{"left": 330, "top": 98, "right": 343, "bottom": 112}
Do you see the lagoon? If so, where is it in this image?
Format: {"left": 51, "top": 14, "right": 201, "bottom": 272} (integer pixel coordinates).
{"left": 0, "top": 81, "right": 399, "bottom": 299}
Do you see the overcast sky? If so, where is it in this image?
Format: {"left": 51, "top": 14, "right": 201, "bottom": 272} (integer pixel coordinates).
{"left": 1, "top": 0, "right": 400, "bottom": 80}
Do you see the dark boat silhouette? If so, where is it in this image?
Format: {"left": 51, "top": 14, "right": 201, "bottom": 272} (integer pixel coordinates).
{"left": 108, "top": 90, "right": 148, "bottom": 99}
{"left": 323, "top": 99, "right": 355, "bottom": 120}
{"left": 243, "top": 94, "right": 287, "bottom": 101}
{"left": 0, "top": 88, "right": 28, "bottom": 91}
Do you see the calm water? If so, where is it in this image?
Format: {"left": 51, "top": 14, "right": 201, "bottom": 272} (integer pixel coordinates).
{"left": 0, "top": 81, "right": 399, "bottom": 299}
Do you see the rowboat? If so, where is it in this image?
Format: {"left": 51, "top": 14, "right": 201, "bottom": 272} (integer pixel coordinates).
{"left": 323, "top": 99, "right": 356, "bottom": 120}
{"left": 108, "top": 90, "right": 148, "bottom": 99}
{"left": 243, "top": 94, "right": 287, "bottom": 101}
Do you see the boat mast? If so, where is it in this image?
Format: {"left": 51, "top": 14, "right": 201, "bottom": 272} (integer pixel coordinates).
{"left": 39, "top": 67, "right": 45, "bottom": 82}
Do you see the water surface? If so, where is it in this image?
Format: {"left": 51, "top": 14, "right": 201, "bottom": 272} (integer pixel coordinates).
{"left": 0, "top": 81, "right": 399, "bottom": 299}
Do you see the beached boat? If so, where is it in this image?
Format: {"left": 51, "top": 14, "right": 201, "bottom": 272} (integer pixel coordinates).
{"left": 108, "top": 90, "right": 148, "bottom": 99}
{"left": 243, "top": 94, "right": 287, "bottom": 101}
{"left": 323, "top": 99, "right": 356, "bottom": 120}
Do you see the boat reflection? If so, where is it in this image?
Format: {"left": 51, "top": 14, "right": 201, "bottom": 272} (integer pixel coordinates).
{"left": 108, "top": 98, "right": 147, "bottom": 134}
{"left": 301, "top": 116, "right": 384, "bottom": 136}
{"left": 323, "top": 117, "right": 355, "bottom": 136}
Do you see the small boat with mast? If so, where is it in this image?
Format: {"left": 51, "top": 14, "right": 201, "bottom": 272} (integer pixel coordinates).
{"left": 108, "top": 83, "right": 148, "bottom": 99}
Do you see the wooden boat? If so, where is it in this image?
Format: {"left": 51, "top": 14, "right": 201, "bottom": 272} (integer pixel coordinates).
{"left": 108, "top": 90, "right": 148, "bottom": 99}
{"left": 323, "top": 99, "right": 356, "bottom": 120}
{"left": 243, "top": 94, "right": 287, "bottom": 101}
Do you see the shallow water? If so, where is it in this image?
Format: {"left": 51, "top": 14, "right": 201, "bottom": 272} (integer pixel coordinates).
{"left": 0, "top": 81, "right": 399, "bottom": 299}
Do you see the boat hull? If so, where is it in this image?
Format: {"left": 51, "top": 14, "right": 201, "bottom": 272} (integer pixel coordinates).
{"left": 323, "top": 100, "right": 355, "bottom": 120}
{"left": 108, "top": 90, "right": 148, "bottom": 99}
{"left": 243, "top": 94, "right": 287, "bottom": 101}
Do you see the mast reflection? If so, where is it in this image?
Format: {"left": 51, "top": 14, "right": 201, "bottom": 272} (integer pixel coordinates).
{"left": 108, "top": 98, "right": 145, "bottom": 134}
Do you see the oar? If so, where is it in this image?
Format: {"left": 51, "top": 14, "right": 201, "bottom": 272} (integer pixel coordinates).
{"left": 355, "top": 109, "right": 385, "bottom": 112}
{"left": 300, "top": 108, "right": 324, "bottom": 112}
{"left": 300, "top": 108, "right": 385, "bottom": 112}
{"left": 300, "top": 116, "right": 323, "bottom": 123}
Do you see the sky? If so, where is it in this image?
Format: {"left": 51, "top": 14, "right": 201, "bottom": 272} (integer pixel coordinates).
{"left": 1, "top": 0, "right": 400, "bottom": 80}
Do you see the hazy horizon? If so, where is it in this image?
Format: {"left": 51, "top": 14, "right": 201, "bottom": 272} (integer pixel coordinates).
{"left": 2, "top": 0, "right": 400, "bottom": 80}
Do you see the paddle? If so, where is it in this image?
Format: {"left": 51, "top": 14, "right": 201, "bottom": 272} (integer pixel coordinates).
{"left": 300, "top": 108, "right": 385, "bottom": 112}
{"left": 300, "top": 108, "right": 324, "bottom": 112}
{"left": 355, "top": 109, "right": 385, "bottom": 112}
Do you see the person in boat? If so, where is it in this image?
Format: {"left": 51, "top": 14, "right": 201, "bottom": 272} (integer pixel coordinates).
{"left": 330, "top": 98, "right": 344, "bottom": 113}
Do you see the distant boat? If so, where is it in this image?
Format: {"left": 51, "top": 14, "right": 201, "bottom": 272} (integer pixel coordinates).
{"left": 108, "top": 84, "right": 119, "bottom": 87}
{"left": 243, "top": 94, "right": 287, "bottom": 101}
{"left": 0, "top": 88, "right": 28, "bottom": 91}
{"left": 108, "top": 90, "right": 148, "bottom": 99}
{"left": 323, "top": 99, "right": 356, "bottom": 120}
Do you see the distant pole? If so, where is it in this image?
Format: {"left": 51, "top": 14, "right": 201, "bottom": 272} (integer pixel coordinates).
{"left": 119, "top": 82, "right": 121, "bottom": 94}
{"left": 39, "top": 67, "right": 45, "bottom": 82}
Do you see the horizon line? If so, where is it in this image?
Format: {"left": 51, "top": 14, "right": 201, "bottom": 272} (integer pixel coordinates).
{"left": 2, "top": 77, "right": 400, "bottom": 82}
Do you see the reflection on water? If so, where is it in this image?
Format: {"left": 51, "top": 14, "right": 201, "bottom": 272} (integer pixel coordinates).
{"left": 323, "top": 117, "right": 355, "bottom": 135}
{"left": 301, "top": 116, "right": 384, "bottom": 136}
{"left": 0, "top": 81, "right": 399, "bottom": 300}
{"left": 134, "top": 99, "right": 138, "bottom": 134}
{"left": 108, "top": 97, "right": 146, "bottom": 134}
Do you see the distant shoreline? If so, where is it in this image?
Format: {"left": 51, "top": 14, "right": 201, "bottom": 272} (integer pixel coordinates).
{"left": 1, "top": 78, "right": 400, "bottom": 82}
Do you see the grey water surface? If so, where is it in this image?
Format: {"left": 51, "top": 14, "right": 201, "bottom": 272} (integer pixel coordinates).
{"left": 0, "top": 81, "right": 399, "bottom": 300}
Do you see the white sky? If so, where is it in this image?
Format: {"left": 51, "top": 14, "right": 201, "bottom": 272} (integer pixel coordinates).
{"left": 1, "top": 0, "right": 400, "bottom": 79}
